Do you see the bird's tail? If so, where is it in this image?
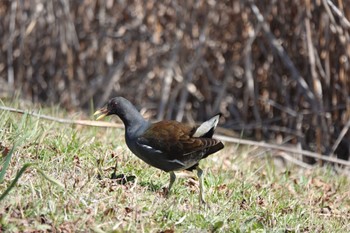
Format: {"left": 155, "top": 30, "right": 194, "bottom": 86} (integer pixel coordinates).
{"left": 193, "top": 113, "right": 222, "bottom": 138}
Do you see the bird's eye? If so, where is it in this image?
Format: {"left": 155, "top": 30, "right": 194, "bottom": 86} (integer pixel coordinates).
{"left": 109, "top": 101, "right": 117, "bottom": 110}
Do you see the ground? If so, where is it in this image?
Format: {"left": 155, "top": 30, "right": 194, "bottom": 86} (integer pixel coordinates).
{"left": 0, "top": 102, "right": 349, "bottom": 232}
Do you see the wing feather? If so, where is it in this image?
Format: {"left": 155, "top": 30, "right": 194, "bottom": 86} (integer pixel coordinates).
{"left": 137, "top": 120, "right": 223, "bottom": 159}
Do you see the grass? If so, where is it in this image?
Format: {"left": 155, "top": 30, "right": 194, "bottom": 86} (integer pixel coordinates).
{"left": 0, "top": 101, "right": 350, "bottom": 232}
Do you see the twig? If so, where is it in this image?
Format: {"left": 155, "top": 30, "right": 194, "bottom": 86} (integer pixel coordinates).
{"left": 158, "top": 42, "right": 179, "bottom": 120}
{"left": 60, "top": 0, "right": 80, "bottom": 50}
{"left": 212, "top": 66, "right": 230, "bottom": 115}
{"left": 249, "top": 1, "right": 317, "bottom": 108}
{"left": 7, "top": 1, "right": 17, "bottom": 88}
{"left": 305, "top": 0, "right": 329, "bottom": 164}
{"left": 176, "top": 39, "right": 205, "bottom": 121}
{"left": 176, "top": 74, "right": 191, "bottom": 122}
{"left": 0, "top": 106, "right": 123, "bottom": 128}
{"left": 243, "top": 21, "right": 262, "bottom": 123}
{"left": 326, "top": 0, "right": 350, "bottom": 28}
{"left": 214, "top": 134, "right": 350, "bottom": 167}
{"left": 98, "top": 49, "right": 130, "bottom": 107}
{"left": 305, "top": 2, "right": 320, "bottom": 101}
{"left": 166, "top": 76, "right": 182, "bottom": 119}
{"left": 330, "top": 118, "right": 350, "bottom": 157}
{"left": 314, "top": 50, "right": 327, "bottom": 82}
{"left": 274, "top": 151, "right": 315, "bottom": 169}
{"left": 322, "top": 0, "right": 349, "bottom": 45}
{"left": 176, "top": 4, "right": 209, "bottom": 121}
{"left": 260, "top": 98, "right": 298, "bottom": 117}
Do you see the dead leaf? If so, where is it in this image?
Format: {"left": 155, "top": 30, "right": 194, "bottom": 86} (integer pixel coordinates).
{"left": 240, "top": 198, "right": 248, "bottom": 210}
{"left": 125, "top": 207, "right": 133, "bottom": 214}
{"left": 159, "top": 229, "right": 174, "bottom": 233}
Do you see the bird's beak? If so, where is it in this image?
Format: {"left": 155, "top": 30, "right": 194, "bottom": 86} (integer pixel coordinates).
{"left": 94, "top": 107, "right": 109, "bottom": 120}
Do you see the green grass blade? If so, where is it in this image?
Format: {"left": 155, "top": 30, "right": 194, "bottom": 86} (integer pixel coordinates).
{"left": 0, "top": 163, "right": 34, "bottom": 202}
{"left": 36, "top": 168, "right": 65, "bottom": 189}
{"left": 0, "top": 144, "right": 16, "bottom": 183}
{"left": 0, "top": 163, "right": 64, "bottom": 202}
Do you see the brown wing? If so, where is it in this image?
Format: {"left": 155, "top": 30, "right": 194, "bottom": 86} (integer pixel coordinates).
{"left": 137, "top": 121, "right": 222, "bottom": 159}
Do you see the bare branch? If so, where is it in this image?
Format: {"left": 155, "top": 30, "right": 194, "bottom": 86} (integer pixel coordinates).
{"left": 214, "top": 134, "right": 350, "bottom": 167}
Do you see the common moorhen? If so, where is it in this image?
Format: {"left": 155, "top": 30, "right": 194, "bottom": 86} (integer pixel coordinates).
{"left": 94, "top": 97, "right": 224, "bottom": 203}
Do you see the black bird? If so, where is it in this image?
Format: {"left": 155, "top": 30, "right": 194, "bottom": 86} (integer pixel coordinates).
{"left": 94, "top": 97, "right": 224, "bottom": 203}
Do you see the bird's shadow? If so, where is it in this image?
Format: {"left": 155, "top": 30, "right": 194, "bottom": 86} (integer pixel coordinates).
{"left": 110, "top": 173, "right": 136, "bottom": 185}
{"left": 109, "top": 172, "right": 163, "bottom": 192}
{"left": 139, "top": 180, "right": 163, "bottom": 192}
{"left": 108, "top": 172, "right": 171, "bottom": 196}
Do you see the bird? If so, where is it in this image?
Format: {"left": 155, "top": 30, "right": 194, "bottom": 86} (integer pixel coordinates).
{"left": 94, "top": 97, "right": 224, "bottom": 204}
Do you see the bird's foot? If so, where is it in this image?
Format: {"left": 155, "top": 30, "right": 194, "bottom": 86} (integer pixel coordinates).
{"left": 199, "top": 198, "right": 210, "bottom": 210}
{"left": 110, "top": 172, "right": 117, "bottom": 180}
{"left": 160, "top": 186, "right": 171, "bottom": 198}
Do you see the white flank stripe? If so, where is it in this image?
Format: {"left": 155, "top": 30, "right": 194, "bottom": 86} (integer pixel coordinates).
{"left": 169, "top": 159, "right": 185, "bottom": 166}
{"left": 138, "top": 143, "right": 163, "bottom": 153}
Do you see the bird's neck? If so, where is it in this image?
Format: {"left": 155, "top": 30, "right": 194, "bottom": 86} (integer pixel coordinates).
{"left": 119, "top": 110, "right": 149, "bottom": 139}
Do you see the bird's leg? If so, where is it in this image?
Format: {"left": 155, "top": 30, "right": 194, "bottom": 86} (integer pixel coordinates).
{"left": 166, "top": 171, "right": 176, "bottom": 196}
{"left": 96, "top": 158, "right": 103, "bottom": 180}
{"left": 196, "top": 167, "right": 206, "bottom": 205}
{"left": 111, "top": 160, "right": 118, "bottom": 179}
{"left": 168, "top": 171, "right": 176, "bottom": 191}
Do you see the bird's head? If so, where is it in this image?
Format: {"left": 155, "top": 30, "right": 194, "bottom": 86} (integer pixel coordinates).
{"left": 94, "top": 97, "right": 127, "bottom": 120}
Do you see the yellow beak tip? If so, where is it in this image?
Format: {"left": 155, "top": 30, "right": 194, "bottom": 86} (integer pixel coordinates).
{"left": 93, "top": 110, "right": 102, "bottom": 116}
{"left": 94, "top": 108, "right": 108, "bottom": 120}
{"left": 95, "top": 114, "right": 107, "bottom": 121}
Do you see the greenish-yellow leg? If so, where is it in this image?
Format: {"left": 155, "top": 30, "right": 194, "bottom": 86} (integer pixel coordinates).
{"left": 168, "top": 171, "right": 176, "bottom": 194}
{"left": 196, "top": 167, "right": 206, "bottom": 204}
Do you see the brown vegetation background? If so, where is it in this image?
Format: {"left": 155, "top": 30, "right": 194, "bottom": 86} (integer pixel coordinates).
{"left": 0, "top": 0, "right": 349, "bottom": 161}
